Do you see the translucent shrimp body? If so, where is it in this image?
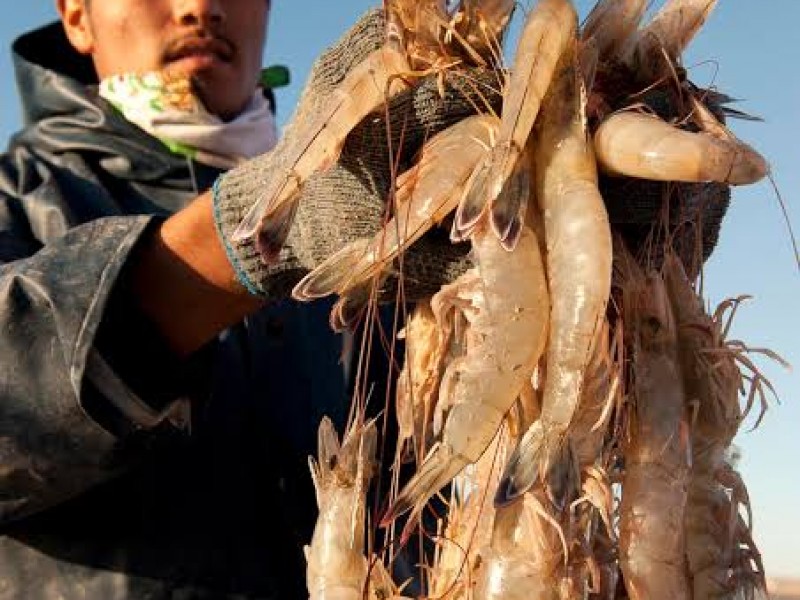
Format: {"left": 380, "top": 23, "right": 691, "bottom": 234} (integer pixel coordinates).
{"left": 235, "top": 41, "right": 412, "bottom": 251}
{"left": 619, "top": 272, "right": 691, "bottom": 600}
{"left": 594, "top": 110, "right": 768, "bottom": 186}
{"left": 456, "top": 0, "right": 577, "bottom": 247}
{"left": 383, "top": 220, "right": 550, "bottom": 530}
{"left": 475, "top": 495, "right": 562, "bottom": 600}
{"left": 497, "top": 45, "right": 612, "bottom": 504}
{"left": 663, "top": 255, "right": 770, "bottom": 599}
{"left": 306, "top": 418, "right": 378, "bottom": 600}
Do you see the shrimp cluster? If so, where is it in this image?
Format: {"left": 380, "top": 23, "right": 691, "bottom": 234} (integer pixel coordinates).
{"left": 272, "top": 0, "right": 784, "bottom": 597}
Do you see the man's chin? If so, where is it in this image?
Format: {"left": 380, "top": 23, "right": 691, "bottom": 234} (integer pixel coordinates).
{"left": 190, "top": 79, "right": 248, "bottom": 121}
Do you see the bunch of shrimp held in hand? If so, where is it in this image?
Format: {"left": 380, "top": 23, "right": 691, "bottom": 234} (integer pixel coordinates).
{"left": 265, "top": 1, "right": 783, "bottom": 598}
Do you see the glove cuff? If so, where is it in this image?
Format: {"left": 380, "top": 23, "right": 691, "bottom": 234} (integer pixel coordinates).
{"left": 212, "top": 169, "right": 305, "bottom": 299}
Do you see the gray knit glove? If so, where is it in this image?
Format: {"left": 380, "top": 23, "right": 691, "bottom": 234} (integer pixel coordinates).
{"left": 213, "top": 10, "right": 501, "bottom": 300}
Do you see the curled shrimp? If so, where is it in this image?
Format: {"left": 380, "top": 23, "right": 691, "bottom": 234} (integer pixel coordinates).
{"left": 618, "top": 264, "right": 692, "bottom": 600}
{"left": 306, "top": 416, "right": 379, "bottom": 600}
{"left": 455, "top": 0, "right": 578, "bottom": 248}
{"left": 497, "top": 41, "right": 612, "bottom": 505}
{"left": 593, "top": 107, "right": 768, "bottom": 185}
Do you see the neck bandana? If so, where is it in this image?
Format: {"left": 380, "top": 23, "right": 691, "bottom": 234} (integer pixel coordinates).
{"left": 99, "top": 71, "right": 278, "bottom": 169}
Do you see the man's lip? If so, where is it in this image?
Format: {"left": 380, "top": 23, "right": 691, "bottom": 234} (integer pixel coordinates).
{"left": 166, "top": 37, "right": 234, "bottom": 65}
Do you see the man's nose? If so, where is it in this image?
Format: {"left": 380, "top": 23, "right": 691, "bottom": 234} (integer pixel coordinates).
{"left": 174, "top": 0, "right": 226, "bottom": 27}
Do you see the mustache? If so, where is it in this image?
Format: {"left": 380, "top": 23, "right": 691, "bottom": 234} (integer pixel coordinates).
{"left": 162, "top": 29, "right": 236, "bottom": 64}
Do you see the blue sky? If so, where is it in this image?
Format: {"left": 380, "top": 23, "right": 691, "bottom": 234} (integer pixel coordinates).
{"left": 1, "top": 1, "right": 798, "bottom": 578}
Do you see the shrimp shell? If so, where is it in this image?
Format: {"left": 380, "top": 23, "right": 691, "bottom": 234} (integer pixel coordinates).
{"left": 618, "top": 269, "right": 692, "bottom": 600}
{"left": 626, "top": 0, "right": 719, "bottom": 81}
{"left": 497, "top": 41, "right": 612, "bottom": 505}
{"left": 455, "top": 0, "right": 577, "bottom": 248}
{"left": 234, "top": 44, "right": 412, "bottom": 257}
{"left": 383, "top": 217, "right": 550, "bottom": 533}
{"left": 292, "top": 114, "right": 500, "bottom": 303}
{"left": 593, "top": 109, "right": 768, "bottom": 185}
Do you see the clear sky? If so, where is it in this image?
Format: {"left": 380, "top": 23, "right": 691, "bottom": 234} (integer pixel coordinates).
{"left": 1, "top": 0, "right": 798, "bottom": 579}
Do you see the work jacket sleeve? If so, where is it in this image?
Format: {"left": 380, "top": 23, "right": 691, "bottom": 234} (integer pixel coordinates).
{"left": 0, "top": 143, "right": 185, "bottom": 525}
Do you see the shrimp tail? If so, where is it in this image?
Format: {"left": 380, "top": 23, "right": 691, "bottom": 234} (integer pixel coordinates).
{"left": 454, "top": 142, "right": 530, "bottom": 249}
{"left": 380, "top": 443, "right": 467, "bottom": 531}
{"left": 494, "top": 420, "right": 546, "bottom": 507}
{"left": 292, "top": 239, "right": 372, "bottom": 301}
{"left": 255, "top": 195, "right": 301, "bottom": 264}
{"left": 452, "top": 160, "right": 491, "bottom": 241}
{"left": 489, "top": 144, "right": 531, "bottom": 250}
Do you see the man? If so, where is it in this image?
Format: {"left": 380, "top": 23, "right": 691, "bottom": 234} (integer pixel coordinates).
{"left": 0, "top": 0, "right": 490, "bottom": 596}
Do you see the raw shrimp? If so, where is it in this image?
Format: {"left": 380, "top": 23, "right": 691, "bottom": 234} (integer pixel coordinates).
{"left": 234, "top": 35, "right": 412, "bottom": 255}
{"left": 625, "top": 0, "right": 718, "bottom": 82}
{"left": 234, "top": 1, "right": 481, "bottom": 258}
{"left": 455, "top": 0, "right": 577, "bottom": 248}
{"left": 306, "top": 416, "right": 380, "bottom": 600}
{"left": 292, "top": 114, "right": 501, "bottom": 304}
{"left": 663, "top": 254, "right": 770, "bottom": 598}
{"left": 427, "top": 424, "right": 509, "bottom": 599}
{"left": 382, "top": 211, "right": 550, "bottom": 533}
{"left": 618, "top": 267, "right": 691, "bottom": 600}
{"left": 593, "top": 109, "right": 768, "bottom": 185}
{"left": 580, "top": 0, "right": 647, "bottom": 63}
{"left": 394, "top": 301, "right": 448, "bottom": 463}
{"left": 497, "top": 41, "right": 612, "bottom": 505}
{"left": 474, "top": 493, "right": 566, "bottom": 600}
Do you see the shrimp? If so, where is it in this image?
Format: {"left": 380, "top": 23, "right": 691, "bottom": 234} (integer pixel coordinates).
{"left": 382, "top": 208, "right": 550, "bottom": 534}
{"left": 593, "top": 108, "right": 768, "bottom": 185}
{"left": 292, "top": 114, "right": 500, "bottom": 305}
{"left": 580, "top": 0, "right": 647, "bottom": 64}
{"left": 455, "top": 0, "right": 577, "bottom": 248}
{"left": 234, "top": 1, "right": 486, "bottom": 259}
{"left": 475, "top": 493, "right": 566, "bottom": 600}
{"left": 427, "top": 424, "right": 509, "bottom": 599}
{"left": 625, "top": 0, "right": 719, "bottom": 82}
{"left": 617, "top": 265, "right": 692, "bottom": 600}
{"left": 394, "top": 301, "right": 448, "bottom": 463}
{"left": 496, "top": 41, "right": 612, "bottom": 505}
{"left": 662, "top": 254, "right": 773, "bottom": 598}
{"left": 306, "top": 416, "right": 381, "bottom": 600}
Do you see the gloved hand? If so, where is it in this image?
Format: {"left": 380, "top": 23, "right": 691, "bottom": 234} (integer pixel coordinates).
{"left": 213, "top": 9, "right": 501, "bottom": 301}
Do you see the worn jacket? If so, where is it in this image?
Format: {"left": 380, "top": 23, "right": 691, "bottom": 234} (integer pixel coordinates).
{"left": 0, "top": 22, "right": 390, "bottom": 599}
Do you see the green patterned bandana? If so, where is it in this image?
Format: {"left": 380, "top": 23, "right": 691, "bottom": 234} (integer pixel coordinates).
{"left": 99, "top": 71, "right": 278, "bottom": 169}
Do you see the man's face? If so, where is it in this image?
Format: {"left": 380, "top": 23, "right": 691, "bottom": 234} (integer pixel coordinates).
{"left": 60, "top": 0, "right": 270, "bottom": 120}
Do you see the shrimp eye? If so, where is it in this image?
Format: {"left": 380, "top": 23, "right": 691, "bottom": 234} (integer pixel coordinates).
{"left": 328, "top": 455, "right": 338, "bottom": 470}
